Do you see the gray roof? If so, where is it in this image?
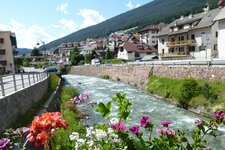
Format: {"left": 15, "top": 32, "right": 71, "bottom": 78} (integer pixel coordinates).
{"left": 214, "top": 7, "right": 225, "bottom": 21}
{"left": 158, "top": 8, "right": 221, "bottom": 36}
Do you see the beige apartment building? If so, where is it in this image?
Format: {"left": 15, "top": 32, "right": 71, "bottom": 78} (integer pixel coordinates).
{"left": 0, "top": 31, "right": 16, "bottom": 73}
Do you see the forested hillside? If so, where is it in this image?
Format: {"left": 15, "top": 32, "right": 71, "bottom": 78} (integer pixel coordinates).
{"left": 42, "top": 0, "right": 218, "bottom": 50}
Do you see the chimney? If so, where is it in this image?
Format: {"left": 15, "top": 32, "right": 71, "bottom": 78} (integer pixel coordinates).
{"left": 203, "top": 6, "right": 209, "bottom": 13}
{"left": 218, "top": 0, "right": 224, "bottom": 9}
{"left": 180, "top": 15, "right": 184, "bottom": 20}
{"left": 189, "top": 14, "right": 193, "bottom": 19}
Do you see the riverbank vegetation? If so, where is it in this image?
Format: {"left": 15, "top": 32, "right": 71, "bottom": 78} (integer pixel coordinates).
{"left": 53, "top": 86, "right": 86, "bottom": 149}
{"left": 147, "top": 76, "right": 225, "bottom": 112}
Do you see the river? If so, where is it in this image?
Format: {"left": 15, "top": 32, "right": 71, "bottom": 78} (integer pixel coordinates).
{"left": 63, "top": 75, "right": 225, "bottom": 149}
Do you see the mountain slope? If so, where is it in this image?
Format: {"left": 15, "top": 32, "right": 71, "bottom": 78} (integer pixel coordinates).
{"left": 43, "top": 0, "right": 218, "bottom": 50}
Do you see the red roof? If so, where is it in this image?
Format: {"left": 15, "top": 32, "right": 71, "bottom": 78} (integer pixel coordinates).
{"left": 123, "top": 42, "right": 156, "bottom": 53}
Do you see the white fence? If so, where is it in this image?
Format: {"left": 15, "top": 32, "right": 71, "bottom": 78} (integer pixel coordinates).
{"left": 0, "top": 72, "right": 48, "bottom": 97}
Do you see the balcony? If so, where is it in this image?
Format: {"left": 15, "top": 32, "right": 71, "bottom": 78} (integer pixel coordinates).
{"left": 0, "top": 49, "right": 6, "bottom": 55}
{"left": 166, "top": 40, "right": 196, "bottom": 47}
{"left": 0, "top": 60, "right": 7, "bottom": 66}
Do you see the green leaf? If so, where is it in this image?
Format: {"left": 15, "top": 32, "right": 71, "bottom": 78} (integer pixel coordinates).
{"left": 96, "top": 102, "right": 111, "bottom": 118}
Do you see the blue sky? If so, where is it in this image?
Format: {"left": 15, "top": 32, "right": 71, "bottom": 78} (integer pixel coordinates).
{"left": 0, "top": 0, "right": 152, "bottom": 48}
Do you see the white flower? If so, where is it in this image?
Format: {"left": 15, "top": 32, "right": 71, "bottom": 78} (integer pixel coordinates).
{"left": 95, "top": 129, "right": 107, "bottom": 140}
{"left": 110, "top": 118, "right": 119, "bottom": 124}
{"left": 69, "top": 132, "right": 79, "bottom": 141}
{"left": 107, "top": 128, "right": 114, "bottom": 134}
{"left": 77, "top": 138, "right": 86, "bottom": 144}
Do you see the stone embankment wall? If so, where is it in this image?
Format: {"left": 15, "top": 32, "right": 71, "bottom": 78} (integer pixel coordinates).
{"left": 0, "top": 78, "right": 49, "bottom": 133}
{"left": 70, "top": 65, "right": 225, "bottom": 87}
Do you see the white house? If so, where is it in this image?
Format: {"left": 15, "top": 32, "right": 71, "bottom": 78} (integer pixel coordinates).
{"left": 139, "top": 23, "right": 165, "bottom": 46}
{"left": 117, "top": 41, "right": 157, "bottom": 60}
{"left": 157, "top": 7, "right": 221, "bottom": 60}
{"left": 214, "top": 6, "right": 225, "bottom": 59}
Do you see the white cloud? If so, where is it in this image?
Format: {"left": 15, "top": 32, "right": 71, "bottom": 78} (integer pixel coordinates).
{"left": 56, "top": 3, "right": 68, "bottom": 14}
{"left": 136, "top": 4, "right": 141, "bottom": 8}
{"left": 0, "top": 19, "right": 66, "bottom": 48}
{"left": 125, "top": 1, "right": 141, "bottom": 9}
{"left": 59, "top": 19, "right": 78, "bottom": 31}
{"left": 78, "top": 8, "right": 105, "bottom": 28}
{"left": 125, "top": 0, "right": 133, "bottom": 9}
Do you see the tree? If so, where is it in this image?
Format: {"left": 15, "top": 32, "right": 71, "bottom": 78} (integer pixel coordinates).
{"left": 69, "top": 47, "right": 84, "bottom": 65}
{"left": 106, "top": 48, "right": 112, "bottom": 59}
{"left": 31, "top": 48, "right": 40, "bottom": 56}
{"left": 22, "top": 58, "right": 30, "bottom": 67}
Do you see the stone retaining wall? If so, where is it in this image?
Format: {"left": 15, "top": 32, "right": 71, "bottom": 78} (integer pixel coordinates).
{"left": 70, "top": 65, "right": 225, "bottom": 87}
{"left": 0, "top": 78, "right": 49, "bottom": 133}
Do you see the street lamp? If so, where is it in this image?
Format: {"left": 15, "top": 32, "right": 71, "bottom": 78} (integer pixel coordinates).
{"left": 36, "top": 40, "right": 46, "bottom": 55}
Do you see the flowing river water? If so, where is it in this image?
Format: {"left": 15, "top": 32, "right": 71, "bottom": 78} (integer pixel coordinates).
{"left": 63, "top": 75, "right": 225, "bottom": 149}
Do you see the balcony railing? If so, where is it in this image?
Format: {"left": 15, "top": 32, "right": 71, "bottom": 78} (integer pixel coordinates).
{"left": 166, "top": 40, "right": 196, "bottom": 47}
{"left": 159, "top": 51, "right": 190, "bottom": 57}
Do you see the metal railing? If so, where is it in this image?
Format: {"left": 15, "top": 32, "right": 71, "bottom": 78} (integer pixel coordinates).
{"left": 0, "top": 72, "right": 48, "bottom": 97}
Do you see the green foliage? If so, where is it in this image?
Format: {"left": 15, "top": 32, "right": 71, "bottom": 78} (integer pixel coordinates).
{"left": 54, "top": 86, "right": 86, "bottom": 149}
{"left": 106, "top": 48, "right": 113, "bottom": 59}
{"left": 180, "top": 79, "right": 200, "bottom": 100}
{"left": 22, "top": 58, "right": 30, "bottom": 67}
{"left": 102, "top": 59, "right": 127, "bottom": 64}
{"left": 70, "top": 47, "right": 84, "bottom": 65}
{"left": 60, "top": 66, "right": 71, "bottom": 75}
{"left": 201, "top": 83, "right": 218, "bottom": 103}
{"left": 96, "top": 102, "right": 111, "bottom": 118}
{"left": 112, "top": 93, "right": 132, "bottom": 121}
{"left": 147, "top": 76, "right": 225, "bottom": 111}
{"left": 100, "top": 74, "right": 111, "bottom": 80}
{"left": 31, "top": 48, "right": 41, "bottom": 56}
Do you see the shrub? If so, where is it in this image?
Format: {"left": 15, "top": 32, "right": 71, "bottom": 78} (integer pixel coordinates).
{"left": 100, "top": 74, "right": 111, "bottom": 80}
{"left": 201, "top": 83, "right": 218, "bottom": 103}
{"left": 178, "top": 79, "right": 200, "bottom": 108}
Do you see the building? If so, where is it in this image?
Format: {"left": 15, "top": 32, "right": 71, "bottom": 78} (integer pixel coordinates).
{"left": 214, "top": 6, "right": 225, "bottom": 59}
{"left": 0, "top": 31, "right": 16, "bottom": 73}
{"left": 117, "top": 41, "right": 157, "bottom": 60}
{"left": 139, "top": 23, "right": 166, "bottom": 46}
{"left": 157, "top": 7, "right": 221, "bottom": 60}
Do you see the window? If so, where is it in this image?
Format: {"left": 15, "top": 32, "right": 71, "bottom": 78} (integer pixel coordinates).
{"left": 191, "top": 34, "right": 195, "bottom": 40}
{"left": 189, "top": 46, "right": 195, "bottom": 52}
{"left": 135, "top": 53, "right": 140, "bottom": 57}
{"left": 0, "top": 38, "right": 4, "bottom": 44}
{"left": 162, "top": 49, "right": 164, "bottom": 54}
{"left": 162, "top": 39, "right": 165, "bottom": 44}
{"left": 214, "top": 44, "right": 217, "bottom": 50}
{"left": 152, "top": 41, "right": 155, "bottom": 43}
{"left": 216, "top": 31, "right": 218, "bottom": 38}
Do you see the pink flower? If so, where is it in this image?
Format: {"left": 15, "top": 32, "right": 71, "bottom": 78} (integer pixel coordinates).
{"left": 161, "top": 121, "right": 172, "bottom": 127}
{"left": 195, "top": 120, "right": 202, "bottom": 126}
{"left": 79, "top": 94, "right": 83, "bottom": 101}
{"left": 0, "top": 138, "right": 10, "bottom": 150}
{"left": 85, "top": 92, "right": 90, "bottom": 99}
{"left": 166, "top": 129, "right": 175, "bottom": 136}
{"left": 129, "top": 125, "right": 139, "bottom": 136}
{"left": 111, "top": 122, "right": 126, "bottom": 132}
{"left": 140, "top": 116, "right": 149, "bottom": 127}
{"left": 157, "top": 127, "right": 175, "bottom": 136}
{"left": 214, "top": 111, "right": 225, "bottom": 119}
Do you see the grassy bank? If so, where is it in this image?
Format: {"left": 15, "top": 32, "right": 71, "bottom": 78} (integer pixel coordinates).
{"left": 53, "top": 86, "right": 86, "bottom": 149}
{"left": 147, "top": 76, "right": 225, "bottom": 112}
{"left": 12, "top": 73, "right": 60, "bottom": 128}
